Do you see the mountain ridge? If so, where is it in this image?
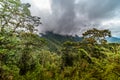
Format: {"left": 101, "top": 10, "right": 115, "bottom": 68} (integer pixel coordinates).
{"left": 41, "top": 31, "right": 120, "bottom": 43}
{"left": 106, "top": 37, "right": 120, "bottom": 43}
{"left": 40, "top": 31, "right": 120, "bottom": 51}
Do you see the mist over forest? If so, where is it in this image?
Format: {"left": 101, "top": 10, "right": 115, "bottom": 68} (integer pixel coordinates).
{"left": 21, "top": 0, "right": 120, "bottom": 37}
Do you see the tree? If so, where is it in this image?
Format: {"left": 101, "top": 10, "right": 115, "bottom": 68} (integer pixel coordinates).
{"left": 82, "top": 28, "right": 111, "bottom": 44}
{"left": 0, "top": 0, "right": 44, "bottom": 76}
{"left": 0, "top": 0, "right": 41, "bottom": 33}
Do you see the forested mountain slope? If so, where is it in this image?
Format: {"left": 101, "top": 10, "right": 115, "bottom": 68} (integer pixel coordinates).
{"left": 41, "top": 31, "right": 120, "bottom": 51}
{"left": 41, "top": 31, "right": 82, "bottom": 51}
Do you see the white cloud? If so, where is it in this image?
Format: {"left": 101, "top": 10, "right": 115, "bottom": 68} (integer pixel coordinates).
{"left": 21, "top": 0, "right": 120, "bottom": 37}
{"left": 32, "top": 0, "right": 51, "bottom": 10}
{"left": 21, "top": 0, "right": 52, "bottom": 14}
{"left": 101, "top": 18, "right": 120, "bottom": 37}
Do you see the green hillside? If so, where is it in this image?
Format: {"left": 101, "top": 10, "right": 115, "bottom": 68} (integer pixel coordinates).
{"left": 41, "top": 31, "right": 82, "bottom": 52}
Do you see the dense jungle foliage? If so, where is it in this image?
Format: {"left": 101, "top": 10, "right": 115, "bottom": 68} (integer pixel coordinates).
{"left": 0, "top": 0, "right": 120, "bottom": 80}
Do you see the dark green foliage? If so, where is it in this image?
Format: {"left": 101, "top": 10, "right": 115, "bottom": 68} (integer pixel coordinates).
{"left": 41, "top": 31, "right": 82, "bottom": 52}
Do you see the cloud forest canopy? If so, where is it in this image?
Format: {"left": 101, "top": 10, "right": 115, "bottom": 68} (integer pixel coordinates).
{"left": 1, "top": 0, "right": 120, "bottom": 80}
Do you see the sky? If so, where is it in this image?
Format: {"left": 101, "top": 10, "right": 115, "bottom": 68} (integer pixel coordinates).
{"left": 21, "top": 0, "right": 120, "bottom": 37}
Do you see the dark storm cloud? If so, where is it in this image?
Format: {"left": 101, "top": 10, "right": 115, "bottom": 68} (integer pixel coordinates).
{"left": 76, "top": 0, "right": 120, "bottom": 20}
{"left": 42, "top": 0, "right": 120, "bottom": 35}
{"left": 21, "top": 0, "right": 120, "bottom": 36}
{"left": 50, "top": 0, "right": 76, "bottom": 35}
